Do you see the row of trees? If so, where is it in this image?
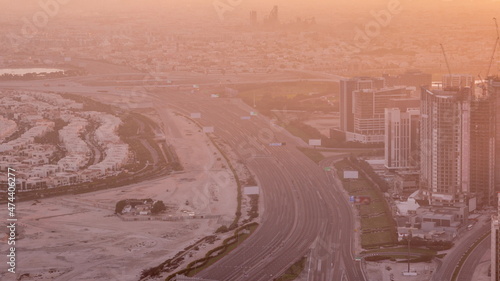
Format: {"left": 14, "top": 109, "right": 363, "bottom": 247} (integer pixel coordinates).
{"left": 0, "top": 69, "right": 87, "bottom": 81}
{"left": 283, "top": 120, "right": 383, "bottom": 148}
{"left": 348, "top": 156, "right": 391, "bottom": 192}
{"left": 115, "top": 199, "right": 166, "bottom": 215}
{"left": 398, "top": 237, "right": 453, "bottom": 251}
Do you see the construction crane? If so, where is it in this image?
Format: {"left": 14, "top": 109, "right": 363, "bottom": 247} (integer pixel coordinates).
{"left": 440, "top": 44, "right": 452, "bottom": 86}
{"left": 269, "top": 5, "right": 278, "bottom": 22}
{"left": 265, "top": 6, "right": 279, "bottom": 26}
{"left": 478, "top": 73, "right": 487, "bottom": 95}
{"left": 486, "top": 17, "right": 500, "bottom": 78}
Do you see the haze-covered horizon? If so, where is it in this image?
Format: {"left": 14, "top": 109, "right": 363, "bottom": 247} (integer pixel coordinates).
{"left": 2, "top": 0, "right": 499, "bottom": 18}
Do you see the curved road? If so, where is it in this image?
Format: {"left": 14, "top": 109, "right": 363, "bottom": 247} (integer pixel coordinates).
{"left": 151, "top": 91, "right": 365, "bottom": 281}
{"left": 455, "top": 233, "right": 491, "bottom": 281}
{"left": 431, "top": 223, "right": 491, "bottom": 281}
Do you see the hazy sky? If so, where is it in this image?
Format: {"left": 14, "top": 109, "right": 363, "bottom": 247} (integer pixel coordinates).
{"left": 2, "top": 0, "right": 500, "bottom": 29}
{"left": 2, "top": 0, "right": 499, "bottom": 13}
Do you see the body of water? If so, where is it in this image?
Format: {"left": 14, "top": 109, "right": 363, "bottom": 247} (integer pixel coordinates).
{"left": 0, "top": 68, "right": 64, "bottom": 75}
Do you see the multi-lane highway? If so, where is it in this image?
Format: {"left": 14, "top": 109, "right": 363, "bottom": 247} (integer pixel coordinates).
{"left": 150, "top": 90, "right": 365, "bottom": 280}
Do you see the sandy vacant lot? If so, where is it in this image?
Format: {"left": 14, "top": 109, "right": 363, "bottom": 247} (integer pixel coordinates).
{"left": 302, "top": 113, "right": 339, "bottom": 138}
{"left": 365, "top": 260, "right": 436, "bottom": 281}
{"left": 0, "top": 107, "right": 238, "bottom": 281}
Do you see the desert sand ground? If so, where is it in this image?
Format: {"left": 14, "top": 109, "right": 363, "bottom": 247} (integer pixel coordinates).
{"left": 0, "top": 106, "right": 240, "bottom": 281}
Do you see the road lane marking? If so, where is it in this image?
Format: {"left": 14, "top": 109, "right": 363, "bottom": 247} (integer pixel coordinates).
{"left": 316, "top": 190, "right": 323, "bottom": 200}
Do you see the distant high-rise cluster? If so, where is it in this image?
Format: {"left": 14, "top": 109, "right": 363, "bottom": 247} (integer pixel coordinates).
{"left": 340, "top": 71, "right": 500, "bottom": 209}
{"left": 248, "top": 6, "right": 280, "bottom": 27}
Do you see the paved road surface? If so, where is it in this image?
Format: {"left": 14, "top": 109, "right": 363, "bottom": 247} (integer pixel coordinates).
{"left": 150, "top": 91, "right": 365, "bottom": 281}
{"left": 431, "top": 223, "right": 491, "bottom": 281}
{"left": 455, "top": 233, "right": 491, "bottom": 281}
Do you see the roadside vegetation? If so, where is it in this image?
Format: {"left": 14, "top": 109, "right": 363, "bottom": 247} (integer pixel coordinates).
{"left": 282, "top": 120, "right": 383, "bottom": 148}
{"left": 362, "top": 246, "right": 437, "bottom": 256}
{"left": 361, "top": 243, "right": 442, "bottom": 263}
{"left": 274, "top": 256, "right": 307, "bottom": 281}
{"left": 236, "top": 81, "right": 338, "bottom": 115}
{"left": 397, "top": 237, "right": 453, "bottom": 251}
{"left": 296, "top": 147, "right": 325, "bottom": 163}
{"left": 139, "top": 235, "right": 219, "bottom": 280}
{"left": 33, "top": 118, "right": 68, "bottom": 164}
{"left": 362, "top": 246, "right": 437, "bottom": 262}
{"left": 334, "top": 159, "right": 398, "bottom": 248}
{"left": 163, "top": 223, "right": 259, "bottom": 280}
{"left": 364, "top": 254, "right": 434, "bottom": 263}
{"left": 348, "top": 156, "right": 391, "bottom": 192}
{"left": 0, "top": 68, "right": 87, "bottom": 80}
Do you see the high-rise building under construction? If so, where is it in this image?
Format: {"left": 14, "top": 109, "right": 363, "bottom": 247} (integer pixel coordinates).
{"left": 419, "top": 87, "right": 471, "bottom": 206}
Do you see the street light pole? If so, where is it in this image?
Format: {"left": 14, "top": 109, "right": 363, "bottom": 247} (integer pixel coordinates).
{"left": 407, "top": 229, "right": 412, "bottom": 273}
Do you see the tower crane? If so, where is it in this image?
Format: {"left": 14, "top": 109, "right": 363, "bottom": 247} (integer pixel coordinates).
{"left": 486, "top": 17, "right": 499, "bottom": 78}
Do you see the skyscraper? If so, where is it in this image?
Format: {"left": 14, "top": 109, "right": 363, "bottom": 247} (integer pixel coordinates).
{"left": 250, "top": 11, "right": 257, "bottom": 25}
{"left": 469, "top": 95, "right": 495, "bottom": 206}
{"left": 385, "top": 101, "right": 420, "bottom": 170}
{"left": 420, "top": 87, "right": 471, "bottom": 206}
{"left": 339, "top": 77, "right": 385, "bottom": 133}
{"left": 489, "top": 78, "right": 500, "bottom": 194}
